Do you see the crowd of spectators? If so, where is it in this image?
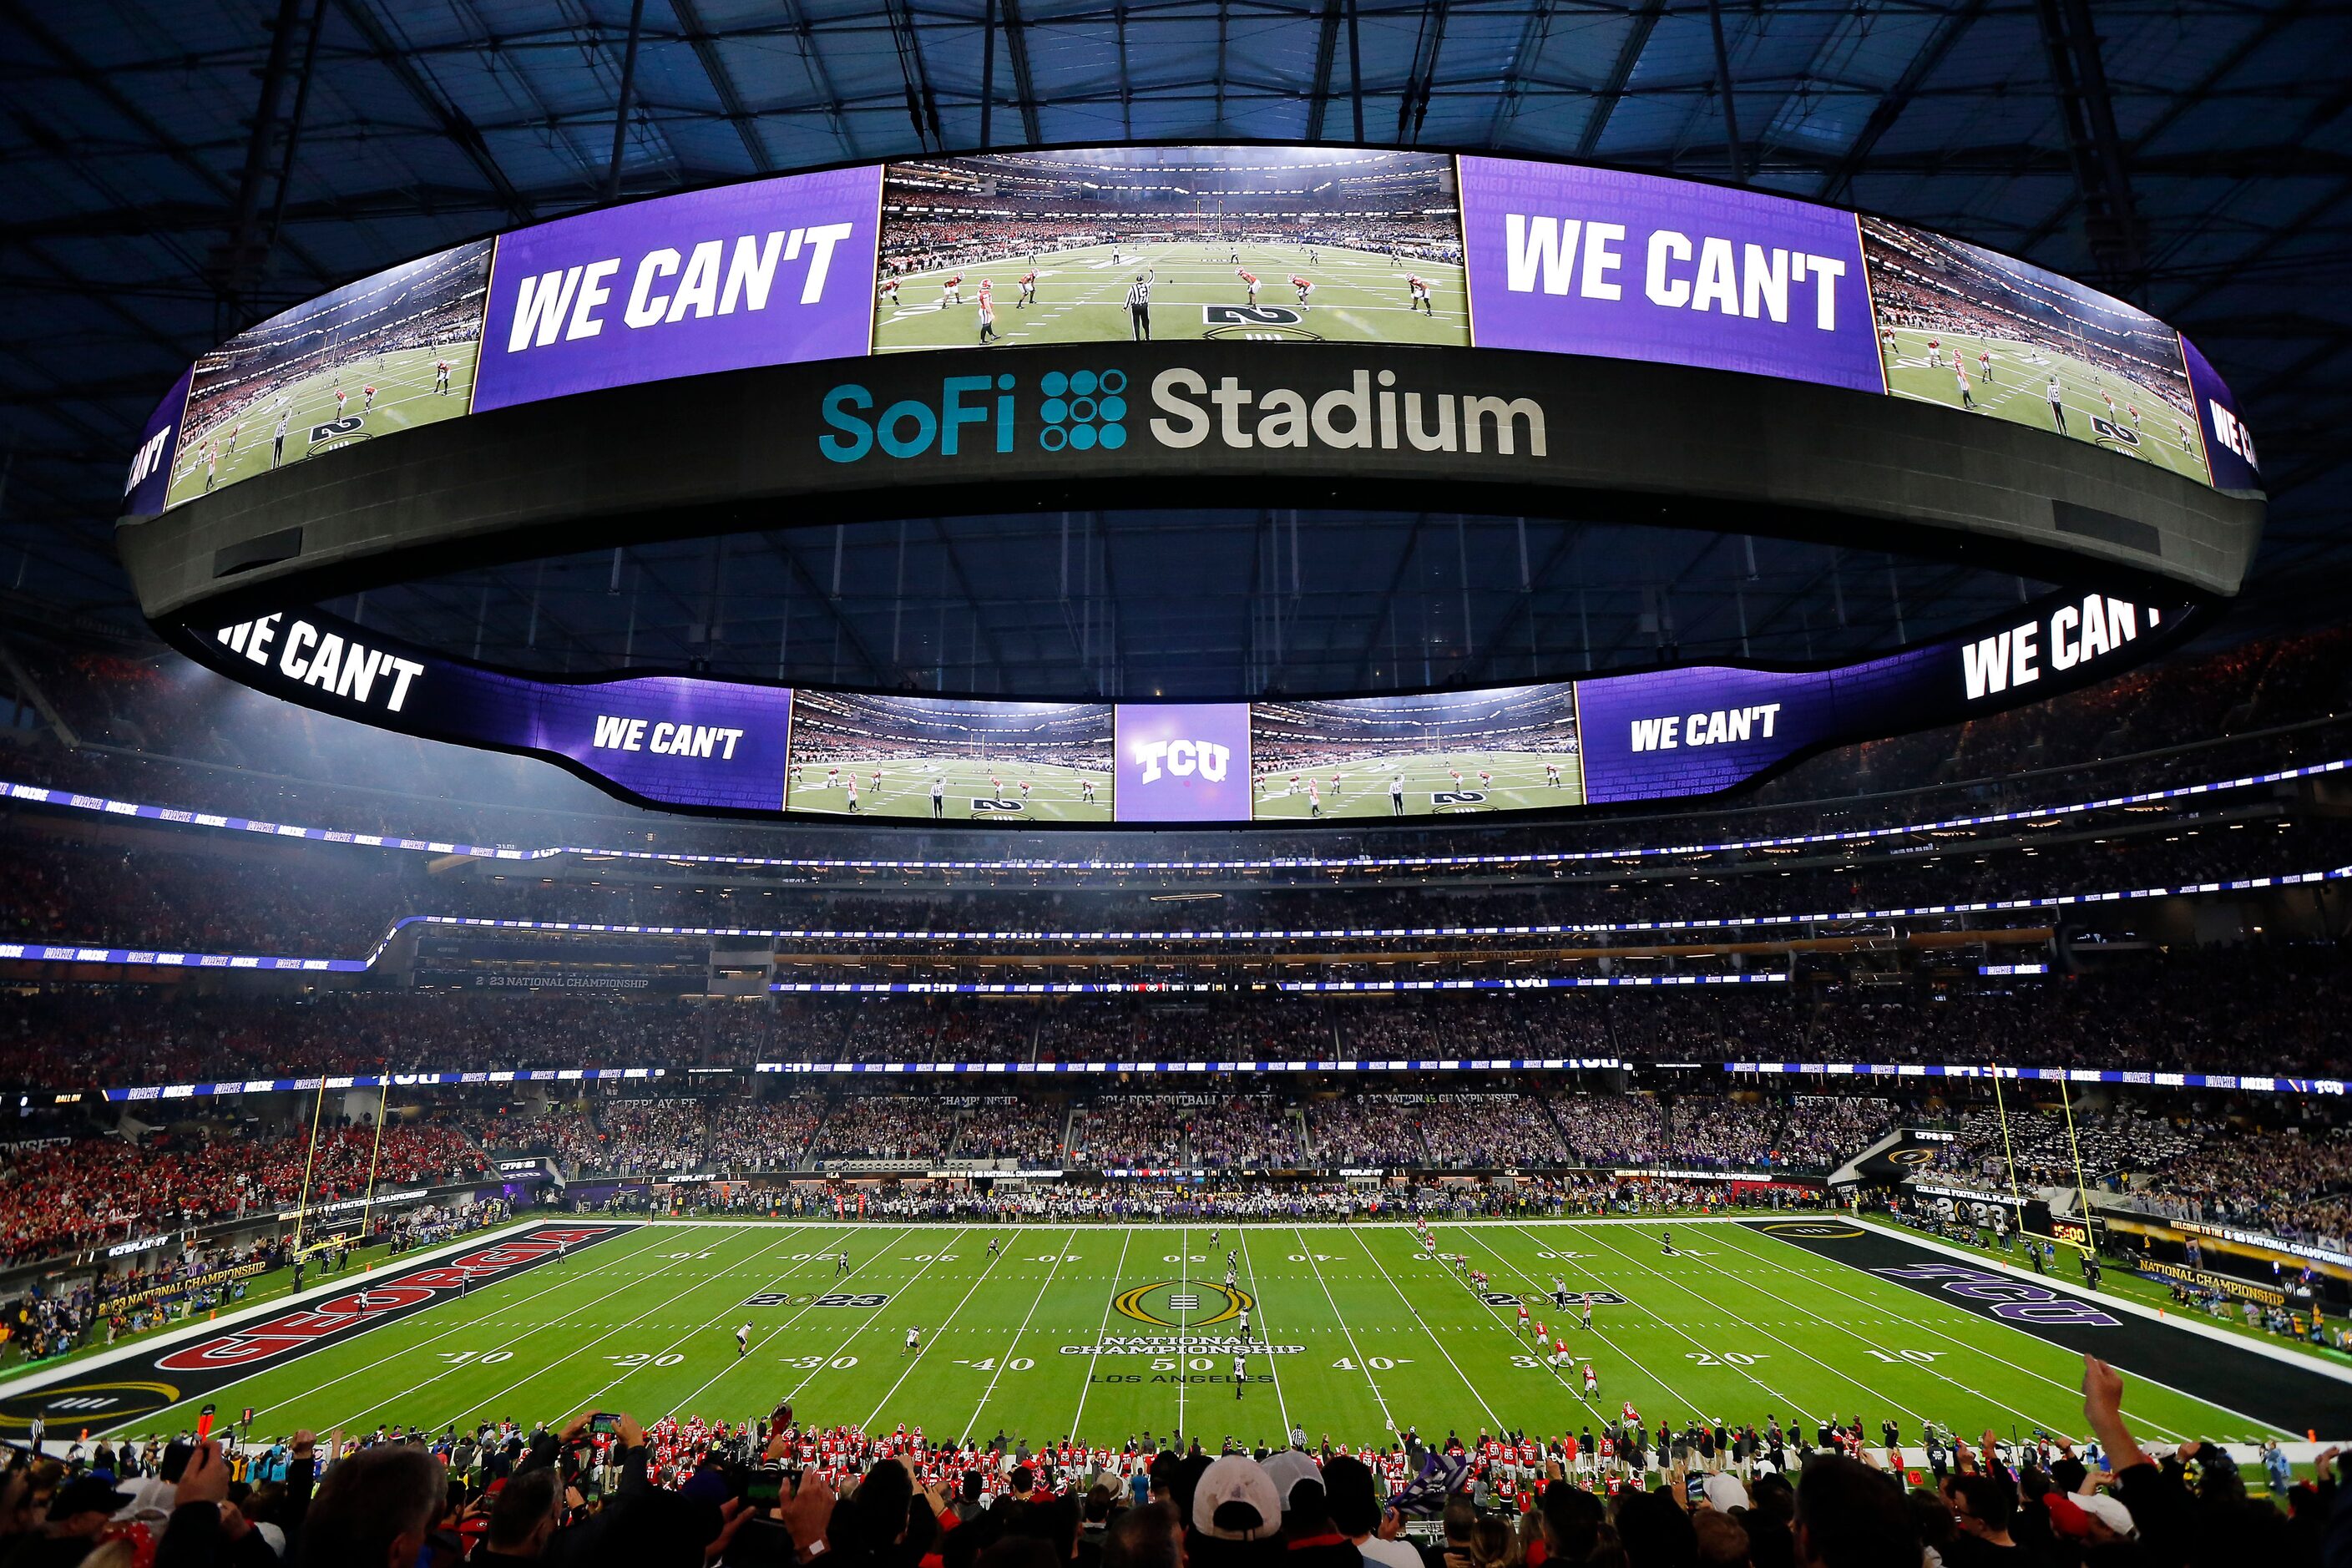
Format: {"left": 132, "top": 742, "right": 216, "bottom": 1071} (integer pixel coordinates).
{"left": 0, "top": 1114, "right": 489, "bottom": 1266}
{"left": 11, "top": 806, "right": 2345, "bottom": 964}
{"left": 708, "top": 1102, "right": 823, "bottom": 1171}
{"left": 808, "top": 1099, "right": 959, "bottom": 1163}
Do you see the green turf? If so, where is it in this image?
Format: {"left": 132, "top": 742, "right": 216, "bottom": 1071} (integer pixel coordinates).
{"left": 1859, "top": 1216, "right": 2352, "bottom": 1373}
{"left": 1877, "top": 327, "right": 2208, "bottom": 485}
{"left": 164, "top": 343, "right": 479, "bottom": 508}
{"left": 872, "top": 243, "right": 1469, "bottom": 353}
{"left": 1252, "top": 751, "right": 1584, "bottom": 822}
{"left": 87, "top": 1220, "right": 2283, "bottom": 1449}
{"left": 787, "top": 759, "right": 1113, "bottom": 822}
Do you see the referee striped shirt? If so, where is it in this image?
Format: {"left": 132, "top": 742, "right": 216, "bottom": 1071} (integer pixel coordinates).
{"left": 1126, "top": 277, "right": 1151, "bottom": 307}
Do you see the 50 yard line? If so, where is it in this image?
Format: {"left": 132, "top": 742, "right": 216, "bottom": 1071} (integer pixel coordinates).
{"left": 1236, "top": 1228, "right": 1292, "bottom": 1439}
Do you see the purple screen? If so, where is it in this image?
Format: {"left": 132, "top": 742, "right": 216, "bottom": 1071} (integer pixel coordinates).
{"left": 1574, "top": 664, "right": 1845, "bottom": 805}
{"left": 1115, "top": 704, "right": 1252, "bottom": 822}
{"left": 124, "top": 367, "right": 191, "bottom": 518}
{"left": 510, "top": 674, "right": 794, "bottom": 813}
{"left": 1457, "top": 156, "right": 1884, "bottom": 394}
{"left": 473, "top": 165, "right": 882, "bottom": 413}
{"left": 2180, "top": 334, "right": 2259, "bottom": 493}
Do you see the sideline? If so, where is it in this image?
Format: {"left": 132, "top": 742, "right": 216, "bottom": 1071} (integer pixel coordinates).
{"left": 0, "top": 1216, "right": 565, "bottom": 1404}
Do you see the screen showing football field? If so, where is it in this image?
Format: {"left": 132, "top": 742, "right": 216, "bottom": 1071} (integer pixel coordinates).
{"left": 873, "top": 147, "right": 1469, "bottom": 352}
{"left": 1862, "top": 217, "right": 2209, "bottom": 484}
{"left": 165, "top": 240, "right": 490, "bottom": 508}
{"left": 1250, "top": 683, "right": 1583, "bottom": 820}
{"left": 785, "top": 690, "right": 1115, "bottom": 822}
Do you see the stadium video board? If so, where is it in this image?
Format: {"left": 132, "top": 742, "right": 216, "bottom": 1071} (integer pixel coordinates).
{"left": 131, "top": 144, "right": 2259, "bottom": 519}
{"left": 197, "top": 588, "right": 2192, "bottom": 826}
{"left": 786, "top": 692, "right": 1114, "bottom": 822}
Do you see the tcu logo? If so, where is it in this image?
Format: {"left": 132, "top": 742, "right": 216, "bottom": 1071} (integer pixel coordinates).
{"left": 1132, "top": 739, "right": 1230, "bottom": 783}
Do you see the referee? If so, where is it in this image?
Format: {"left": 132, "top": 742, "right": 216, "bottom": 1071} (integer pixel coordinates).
{"left": 1127, "top": 272, "right": 1151, "bottom": 340}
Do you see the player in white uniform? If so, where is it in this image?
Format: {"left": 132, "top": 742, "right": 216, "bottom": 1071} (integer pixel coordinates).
{"left": 906, "top": 1325, "right": 922, "bottom": 1353}
{"left": 737, "top": 1323, "right": 752, "bottom": 1358}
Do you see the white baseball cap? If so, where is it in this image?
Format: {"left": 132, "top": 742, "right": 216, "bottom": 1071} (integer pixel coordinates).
{"left": 1192, "top": 1455, "right": 1283, "bottom": 1541}
{"left": 1260, "top": 1449, "right": 1324, "bottom": 1514}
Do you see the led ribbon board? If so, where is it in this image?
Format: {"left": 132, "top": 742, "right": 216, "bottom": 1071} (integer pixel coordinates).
{"left": 119, "top": 144, "right": 2257, "bottom": 822}
{"left": 190, "top": 586, "right": 2194, "bottom": 822}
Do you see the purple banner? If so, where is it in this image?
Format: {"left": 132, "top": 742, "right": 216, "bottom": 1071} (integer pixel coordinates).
{"left": 473, "top": 165, "right": 883, "bottom": 413}
{"left": 205, "top": 610, "right": 792, "bottom": 813}
{"left": 2180, "top": 334, "right": 2259, "bottom": 493}
{"left": 1575, "top": 664, "right": 1843, "bottom": 805}
{"left": 123, "top": 366, "right": 191, "bottom": 517}
{"left": 1458, "top": 156, "right": 1882, "bottom": 393}
{"left": 1115, "top": 703, "right": 1252, "bottom": 822}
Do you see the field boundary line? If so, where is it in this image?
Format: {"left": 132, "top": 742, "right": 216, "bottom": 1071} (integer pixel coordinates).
{"left": 462, "top": 1227, "right": 818, "bottom": 1434}
{"left": 1582, "top": 1223, "right": 1908, "bottom": 1424}
{"left": 190, "top": 1225, "right": 687, "bottom": 1433}
{"left": 1708, "top": 1225, "right": 2194, "bottom": 1444}
{"left": 1852, "top": 1217, "right": 2352, "bottom": 1388}
{"left": 0, "top": 1216, "right": 565, "bottom": 1403}
{"left": 305, "top": 1222, "right": 746, "bottom": 1435}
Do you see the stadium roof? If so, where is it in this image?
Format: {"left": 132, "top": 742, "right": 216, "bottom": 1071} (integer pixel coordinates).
{"left": 5, "top": 0, "right": 2349, "bottom": 692}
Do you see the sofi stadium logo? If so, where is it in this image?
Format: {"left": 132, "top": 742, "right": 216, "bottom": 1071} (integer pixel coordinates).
{"left": 818, "top": 366, "right": 1544, "bottom": 461}
{"left": 818, "top": 367, "right": 1124, "bottom": 462}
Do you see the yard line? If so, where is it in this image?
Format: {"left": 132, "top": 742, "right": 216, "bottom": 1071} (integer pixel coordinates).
{"left": 787, "top": 1227, "right": 971, "bottom": 1403}
{"left": 1576, "top": 1225, "right": 1920, "bottom": 1427}
{"left": 961, "top": 1227, "right": 1081, "bottom": 1441}
{"left": 1292, "top": 1227, "right": 1395, "bottom": 1433}
{"left": 1500, "top": 1222, "right": 1780, "bottom": 1422}
{"left": 1707, "top": 1225, "right": 2196, "bottom": 1444}
{"left": 1434, "top": 1225, "right": 1590, "bottom": 1399}
{"left": 663, "top": 1224, "right": 870, "bottom": 1420}
{"left": 230, "top": 1224, "right": 687, "bottom": 1430}
{"left": 860, "top": 1228, "right": 1014, "bottom": 1430}
{"left": 1068, "top": 1227, "right": 1136, "bottom": 1441}
{"left": 539, "top": 1227, "right": 815, "bottom": 1419}
{"left": 1176, "top": 1224, "right": 1191, "bottom": 1442}
{"left": 1351, "top": 1227, "right": 1501, "bottom": 1430}
{"left": 338, "top": 1225, "right": 771, "bottom": 1434}
{"left": 1236, "top": 1229, "right": 1292, "bottom": 1439}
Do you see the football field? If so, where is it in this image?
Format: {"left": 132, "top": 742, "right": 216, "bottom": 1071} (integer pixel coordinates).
{"left": 1879, "top": 327, "right": 2209, "bottom": 484}
{"left": 164, "top": 342, "right": 479, "bottom": 508}
{"left": 787, "top": 759, "right": 1112, "bottom": 822}
{"left": 873, "top": 243, "right": 1469, "bottom": 352}
{"left": 22, "top": 1218, "right": 2345, "bottom": 1452}
{"left": 1253, "top": 751, "right": 1584, "bottom": 821}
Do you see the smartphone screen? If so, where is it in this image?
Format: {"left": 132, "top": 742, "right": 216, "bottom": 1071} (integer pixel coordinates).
{"left": 589, "top": 1414, "right": 618, "bottom": 1436}
{"left": 746, "top": 1469, "right": 785, "bottom": 1507}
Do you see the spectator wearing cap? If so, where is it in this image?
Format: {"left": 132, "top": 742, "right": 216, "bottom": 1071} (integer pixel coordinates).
{"left": 1189, "top": 1455, "right": 1285, "bottom": 1568}
{"left": 1262, "top": 1452, "right": 1353, "bottom": 1568}
{"left": 6, "top": 1474, "right": 134, "bottom": 1568}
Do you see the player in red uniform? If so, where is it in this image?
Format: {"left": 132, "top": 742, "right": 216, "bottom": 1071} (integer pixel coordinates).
{"left": 362, "top": 383, "right": 378, "bottom": 411}
{"left": 1018, "top": 270, "right": 1038, "bottom": 307}
{"left": 1237, "top": 268, "right": 1259, "bottom": 305}
{"left": 1406, "top": 275, "right": 1433, "bottom": 315}
{"left": 941, "top": 274, "right": 964, "bottom": 306}
{"left": 1290, "top": 275, "right": 1313, "bottom": 305}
